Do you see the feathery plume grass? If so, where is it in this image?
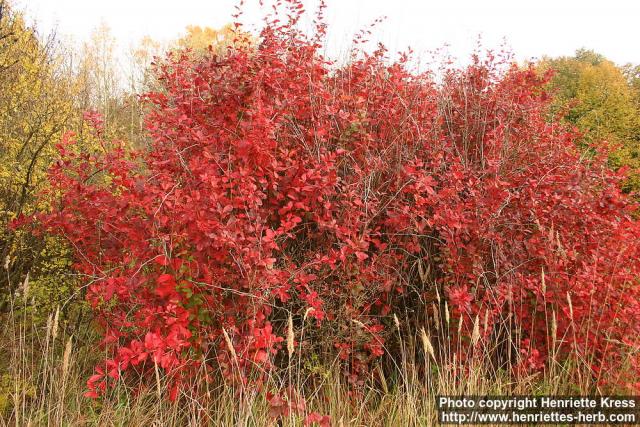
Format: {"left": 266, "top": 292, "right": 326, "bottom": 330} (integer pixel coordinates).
{"left": 287, "top": 313, "right": 295, "bottom": 358}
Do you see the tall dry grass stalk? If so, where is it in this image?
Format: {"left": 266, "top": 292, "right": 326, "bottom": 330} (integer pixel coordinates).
{"left": 287, "top": 313, "right": 295, "bottom": 359}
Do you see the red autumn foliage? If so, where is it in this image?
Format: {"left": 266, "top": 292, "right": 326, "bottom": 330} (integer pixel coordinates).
{"left": 32, "top": 1, "right": 640, "bottom": 398}
{"left": 304, "top": 412, "right": 331, "bottom": 427}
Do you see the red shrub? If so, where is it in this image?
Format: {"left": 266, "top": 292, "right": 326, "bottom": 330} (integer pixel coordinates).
{"left": 34, "top": 2, "right": 640, "bottom": 397}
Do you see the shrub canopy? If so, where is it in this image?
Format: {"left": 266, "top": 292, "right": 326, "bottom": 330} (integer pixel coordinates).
{"left": 33, "top": 1, "right": 640, "bottom": 398}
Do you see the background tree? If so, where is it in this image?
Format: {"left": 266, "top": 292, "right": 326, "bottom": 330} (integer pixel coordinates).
{"left": 539, "top": 49, "right": 640, "bottom": 191}
{"left": 175, "top": 24, "right": 252, "bottom": 56}
{"left": 75, "top": 23, "right": 133, "bottom": 141}
{"left": 623, "top": 62, "right": 640, "bottom": 129}
{"left": 0, "top": 0, "right": 79, "bottom": 313}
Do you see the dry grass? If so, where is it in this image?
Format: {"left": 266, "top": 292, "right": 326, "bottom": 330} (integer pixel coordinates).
{"left": 1, "top": 304, "right": 611, "bottom": 427}
{"left": 0, "top": 266, "right": 627, "bottom": 426}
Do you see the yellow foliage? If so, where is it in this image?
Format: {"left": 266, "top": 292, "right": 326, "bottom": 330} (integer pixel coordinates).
{"left": 0, "top": 4, "right": 74, "bottom": 219}
{"left": 175, "top": 24, "right": 253, "bottom": 56}
{"left": 539, "top": 49, "right": 640, "bottom": 192}
{"left": 0, "top": 1, "right": 85, "bottom": 316}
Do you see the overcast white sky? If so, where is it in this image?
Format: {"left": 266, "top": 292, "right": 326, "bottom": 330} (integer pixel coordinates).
{"left": 16, "top": 0, "right": 640, "bottom": 66}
